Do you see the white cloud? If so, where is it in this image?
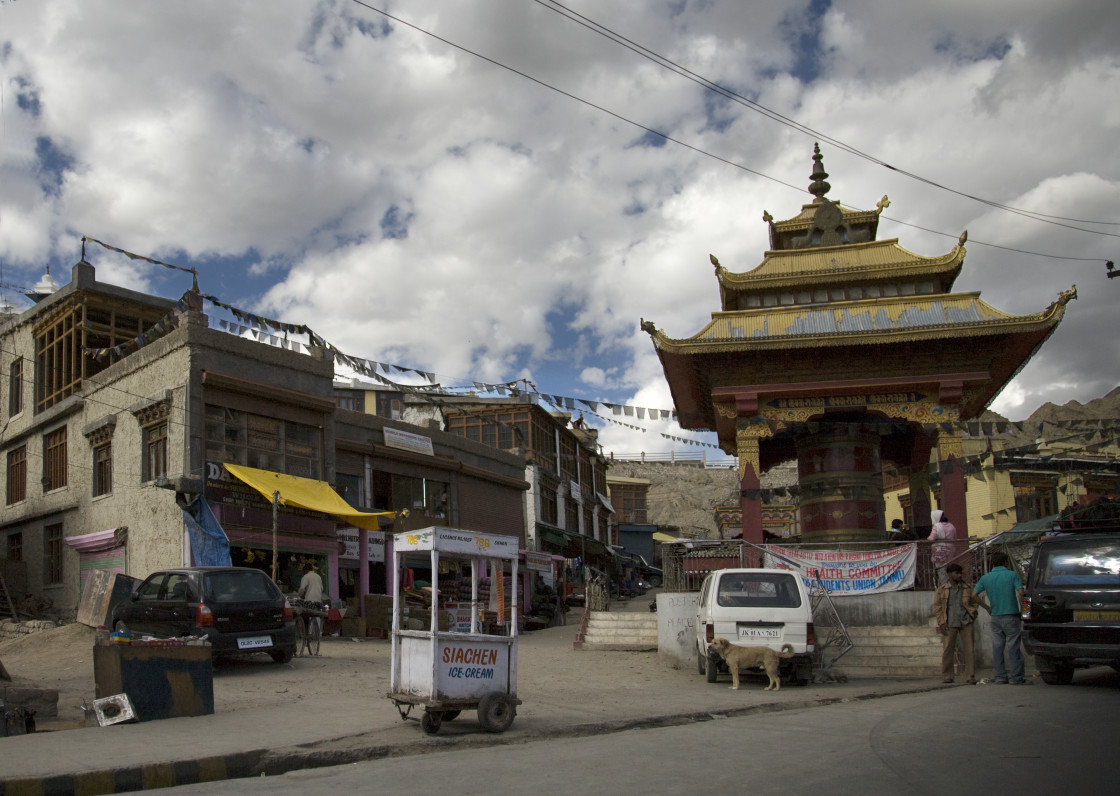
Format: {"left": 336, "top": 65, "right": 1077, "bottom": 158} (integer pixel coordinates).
{"left": 0, "top": 0, "right": 1116, "bottom": 459}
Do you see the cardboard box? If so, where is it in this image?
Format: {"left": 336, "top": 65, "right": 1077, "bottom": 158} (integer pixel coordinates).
{"left": 77, "top": 570, "right": 141, "bottom": 628}
{"left": 340, "top": 616, "right": 366, "bottom": 638}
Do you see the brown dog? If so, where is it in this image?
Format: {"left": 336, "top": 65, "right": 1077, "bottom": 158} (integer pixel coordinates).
{"left": 709, "top": 637, "right": 795, "bottom": 691}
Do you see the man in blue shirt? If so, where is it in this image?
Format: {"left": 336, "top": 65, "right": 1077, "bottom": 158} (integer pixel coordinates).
{"left": 974, "top": 551, "right": 1028, "bottom": 684}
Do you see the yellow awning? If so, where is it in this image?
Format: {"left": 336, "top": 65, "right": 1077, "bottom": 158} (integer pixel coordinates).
{"left": 652, "top": 532, "right": 680, "bottom": 543}
{"left": 224, "top": 464, "right": 396, "bottom": 531}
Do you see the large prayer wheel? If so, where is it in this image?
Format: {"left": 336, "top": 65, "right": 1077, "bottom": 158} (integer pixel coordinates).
{"left": 797, "top": 429, "right": 885, "bottom": 543}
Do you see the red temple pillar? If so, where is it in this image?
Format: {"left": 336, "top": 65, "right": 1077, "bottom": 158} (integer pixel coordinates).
{"left": 735, "top": 423, "right": 767, "bottom": 545}
{"left": 740, "top": 462, "right": 764, "bottom": 545}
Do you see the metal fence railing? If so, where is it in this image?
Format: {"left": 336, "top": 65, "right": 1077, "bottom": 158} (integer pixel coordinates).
{"left": 606, "top": 450, "right": 738, "bottom": 469}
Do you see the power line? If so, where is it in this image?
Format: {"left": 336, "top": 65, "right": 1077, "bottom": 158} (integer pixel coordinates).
{"left": 345, "top": 0, "right": 1116, "bottom": 266}
{"left": 534, "top": 0, "right": 1120, "bottom": 233}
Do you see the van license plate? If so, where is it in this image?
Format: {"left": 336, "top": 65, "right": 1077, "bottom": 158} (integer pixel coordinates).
{"left": 738, "top": 627, "right": 781, "bottom": 640}
{"left": 1073, "top": 610, "right": 1120, "bottom": 621}
{"left": 238, "top": 635, "right": 273, "bottom": 650}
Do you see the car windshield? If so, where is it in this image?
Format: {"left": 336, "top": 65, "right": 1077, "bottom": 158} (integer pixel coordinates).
{"left": 1036, "top": 542, "right": 1120, "bottom": 587}
{"left": 716, "top": 573, "right": 801, "bottom": 608}
{"left": 204, "top": 571, "right": 279, "bottom": 602}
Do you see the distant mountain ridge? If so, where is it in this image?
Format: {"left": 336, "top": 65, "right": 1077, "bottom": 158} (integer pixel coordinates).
{"left": 1024, "top": 385, "right": 1120, "bottom": 424}
{"left": 977, "top": 385, "right": 1120, "bottom": 425}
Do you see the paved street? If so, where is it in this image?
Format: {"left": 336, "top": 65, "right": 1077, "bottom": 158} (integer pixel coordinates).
{"left": 3, "top": 608, "right": 1118, "bottom": 794}
{"left": 165, "top": 667, "right": 1119, "bottom": 796}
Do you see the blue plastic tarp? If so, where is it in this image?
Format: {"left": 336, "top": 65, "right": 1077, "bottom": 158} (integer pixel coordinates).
{"left": 183, "top": 494, "right": 232, "bottom": 567}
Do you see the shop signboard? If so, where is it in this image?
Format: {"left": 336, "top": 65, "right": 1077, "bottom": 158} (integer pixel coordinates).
{"left": 383, "top": 427, "right": 434, "bottom": 456}
{"left": 524, "top": 551, "right": 552, "bottom": 573}
{"left": 337, "top": 528, "right": 386, "bottom": 562}
{"left": 435, "top": 638, "right": 510, "bottom": 699}
{"left": 398, "top": 527, "right": 519, "bottom": 559}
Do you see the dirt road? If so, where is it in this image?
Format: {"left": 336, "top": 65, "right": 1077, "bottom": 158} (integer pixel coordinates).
{"left": 1, "top": 623, "right": 390, "bottom": 723}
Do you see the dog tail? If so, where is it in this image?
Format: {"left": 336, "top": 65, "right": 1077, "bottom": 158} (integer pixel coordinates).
{"left": 779, "top": 643, "right": 795, "bottom": 658}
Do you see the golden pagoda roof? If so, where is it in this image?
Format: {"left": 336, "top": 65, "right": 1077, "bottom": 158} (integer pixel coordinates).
{"left": 645, "top": 288, "right": 1076, "bottom": 354}
{"left": 716, "top": 238, "right": 965, "bottom": 294}
{"left": 767, "top": 198, "right": 885, "bottom": 244}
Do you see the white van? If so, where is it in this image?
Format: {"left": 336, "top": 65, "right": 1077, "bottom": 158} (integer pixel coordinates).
{"left": 695, "top": 568, "right": 815, "bottom": 686}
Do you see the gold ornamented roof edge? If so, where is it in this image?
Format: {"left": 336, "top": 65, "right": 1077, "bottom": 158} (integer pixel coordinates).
{"left": 643, "top": 287, "right": 1075, "bottom": 354}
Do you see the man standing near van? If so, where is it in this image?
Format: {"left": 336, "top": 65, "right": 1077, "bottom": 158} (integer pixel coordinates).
{"left": 974, "top": 552, "right": 1028, "bottom": 684}
{"left": 934, "top": 562, "right": 982, "bottom": 683}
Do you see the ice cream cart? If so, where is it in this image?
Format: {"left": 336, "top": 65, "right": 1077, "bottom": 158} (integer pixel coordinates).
{"left": 387, "top": 527, "right": 521, "bottom": 735}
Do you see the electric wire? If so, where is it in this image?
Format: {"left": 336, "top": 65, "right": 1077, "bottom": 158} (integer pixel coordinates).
{"left": 345, "top": 0, "right": 1117, "bottom": 264}
{"left": 534, "top": 0, "right": 1119, "bottom": 230}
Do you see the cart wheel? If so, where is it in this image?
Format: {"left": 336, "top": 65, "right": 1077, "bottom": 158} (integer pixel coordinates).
{"left": 477, "top": 693, "right": 515, "bottom": 733}
{"left": 421, "top": 711, "right": 443, "bottom": 735}
{"left": 443, "top": 709, "right": 461, "bottom": 721}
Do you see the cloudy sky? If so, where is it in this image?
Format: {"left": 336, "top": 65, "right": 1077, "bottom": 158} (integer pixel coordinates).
{"left": 1, "top": 0, "right": 1117, "bottom": 458}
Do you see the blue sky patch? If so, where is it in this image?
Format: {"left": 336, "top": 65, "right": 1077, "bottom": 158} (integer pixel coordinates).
{"left": 380, "top": 204, "right": 412, "bottom": 239}
{"left": 34, "top": 136, "right": 74, "bottom": 198}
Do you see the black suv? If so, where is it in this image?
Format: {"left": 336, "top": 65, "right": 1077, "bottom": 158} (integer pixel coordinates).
{"left": 1022, "top": 532, "right": 1120, "bottom": 684}
{"left": 112, "top": 567, "right": 298, "bottom": 664}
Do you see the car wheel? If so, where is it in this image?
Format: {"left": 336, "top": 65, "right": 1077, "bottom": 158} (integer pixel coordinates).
{"left": 697, "top": 647, "right": 707, "bottom": 675}
{"left": 706, "top": 653, "right": 719, "bottom": 683}
{"left": 1039, "top": 666, "right": 1074, "bottom": 685}
{"left": 648, "top": 575, "right": 662, "bottom": 588}
{"left": 477, "top": 692, "right": 515, "bottom": 733}
{"left": 270, "top": 648, "right": 295, "bottom": 664}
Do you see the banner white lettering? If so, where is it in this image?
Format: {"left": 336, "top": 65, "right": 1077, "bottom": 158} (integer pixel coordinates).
{"left": 764, "top": 544, "right": 917, "bottom": 594}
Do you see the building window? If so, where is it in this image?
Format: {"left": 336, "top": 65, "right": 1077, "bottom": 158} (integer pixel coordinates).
{"left": 446, "top": 409, "right": 529, "bottom": 451}
{"left": 611, "top": 483, "right": 649, "bottom": 524}
{"left": 44, "top": 427, "right": 68, "bottom": 491}
{"left": 558, "top": 435, "right": 578, "bottom": 481}
{"left": 1013, "top": 485, "right": 1057, "bottom": 524}
{"left": 1010, "top": 473, "right": 1059, "bottom": 524}
{"left": 6, "top": 445, "right": 27, "bottom": 504}
{"left": 540, "top": 485, "right": 558, "bottom": 526}
{"left": 9, "top": 357, "right": 23, "bottom": 416}
{"left": 45, "top": 523, "right": 63, "bottom": 585}
{"left": 389, "top": 474, "right": 448, "bottom": 516}
{"left": 375, "top": 391, "right": 403, "bottom": 420}
{"left": 6, "top": 531, "right": 22, "bottom": 562}
{"left": 144, "top": 421, "right": 169, "bottom": 482}
{"left": 34, "top": 297, "right": 166, "bottom": 414}
{"left": 334, "top": 389, "right": 364, "bottom": 412}
{"left": 336, "top": 472, "right": 367, "bottom": 509}
{"left": 204, "top": 405, "right": 323, "bottom": 479}
{"left": 565, "top": 497, "right": 579, "bottom": 532}
{"left": 93, "top": 442, "right": 113, "bottom": 496}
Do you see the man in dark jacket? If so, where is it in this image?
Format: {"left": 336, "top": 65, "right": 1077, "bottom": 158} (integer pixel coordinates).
{"left": 933, "top": 562, "right": 984, "bottom": 683}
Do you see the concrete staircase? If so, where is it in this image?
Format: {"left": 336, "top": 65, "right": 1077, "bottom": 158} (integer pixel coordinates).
{"left": 578, "top": 611, "right": 658, "bottom": 651}
{"left": 821, "top": 622, "right": 944, "bottom": 678}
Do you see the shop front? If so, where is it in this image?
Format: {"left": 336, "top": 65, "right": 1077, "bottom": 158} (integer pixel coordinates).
{"left": 203, "top": 462, "right": 394, "bottom": 599}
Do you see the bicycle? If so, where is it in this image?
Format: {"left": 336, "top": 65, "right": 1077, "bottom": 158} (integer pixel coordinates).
{"left": 295, "top": 600, "right": 325, "bottom": 657}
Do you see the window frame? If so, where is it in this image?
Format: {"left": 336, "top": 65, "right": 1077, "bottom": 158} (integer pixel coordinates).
{"left": 43, "top": 426, "right": 68, "bottom": 492}
{"left": 93, "top": 441, "right": 113, "bottom": 496}
{"left": 6, "top": 531, "right": 22, "bottom": 562}
{"left": 8, "top": 356, "right": 23, "bottom": 416}
{"left": 45, "top": 523, "right": 64, "bottom": 585}
{"left": 143, "top": 420, "right": 169, "bottom": 482}
{"left": 6, "top": 445, "right": 27, "bottom": 504}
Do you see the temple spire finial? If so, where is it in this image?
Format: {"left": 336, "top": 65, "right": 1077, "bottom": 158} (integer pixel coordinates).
{"left": 808, "top": 143, "right": 830, "bottom": 200}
